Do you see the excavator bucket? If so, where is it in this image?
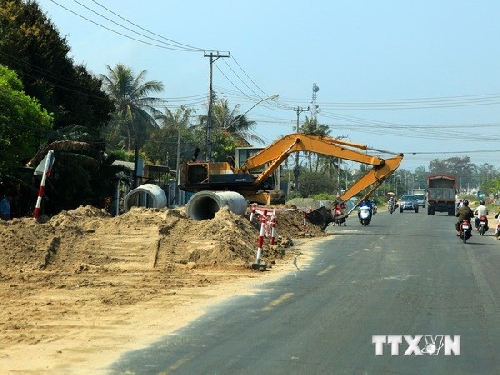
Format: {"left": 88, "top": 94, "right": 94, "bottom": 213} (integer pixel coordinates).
{"left": 305, "top": 206, "right": 335, "bottom": 231}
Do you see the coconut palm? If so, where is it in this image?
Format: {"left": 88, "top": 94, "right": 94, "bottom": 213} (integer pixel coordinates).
{"left": 299, "top": 116, "right": 331, "bottom": 172}
{"left": 100, "top": 64, "right": 164, "bottom": 151}
{"left": 199, "top": 98, "right": 264, "bottom": 161}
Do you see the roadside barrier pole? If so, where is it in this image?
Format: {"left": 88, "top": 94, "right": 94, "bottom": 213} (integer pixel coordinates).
{"left": 249, "top": 203, "right": 257, "bottom": 222}
{"left": 254, "top": 209, "right": 267, "bottom": 265}
{"left": 34, "top": 150, "right": 55, "bottom": 219}
{"left": 270, "top": 215, "right": 277, "bottom": 245}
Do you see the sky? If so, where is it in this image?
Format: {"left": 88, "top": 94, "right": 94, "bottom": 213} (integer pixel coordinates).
{"left": 36, "top": 0, "right": 500, "bottom": 172}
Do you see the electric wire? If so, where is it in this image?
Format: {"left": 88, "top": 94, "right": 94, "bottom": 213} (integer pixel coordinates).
{"left": 49, "top": 0, "right": 202, "bottom": 52}
{"left": 32, "top": 1, "right": 500, "bottom": 170}
{"left": 88, "top": 0, "right": 202, "bottom": 52}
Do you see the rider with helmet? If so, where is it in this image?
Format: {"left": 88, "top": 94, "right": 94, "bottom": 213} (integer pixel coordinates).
{"left": 455, "top": 199, "right": 474, "bottom": 235}
{"left": 474, "top": 199, "right": 489, "bottom": 229}
{"left": 358, "top": 199, "right": 372, "bottom": 220}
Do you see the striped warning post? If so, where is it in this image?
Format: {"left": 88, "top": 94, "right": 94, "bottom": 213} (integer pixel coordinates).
{"left": 34, "top": 150, "right": 55, "bottom": 219}
{"left": 270, "top": 215, "right": 277, "bottom": 245}
{"left": 254, "top": 209, "right": 267, "bottom": 265}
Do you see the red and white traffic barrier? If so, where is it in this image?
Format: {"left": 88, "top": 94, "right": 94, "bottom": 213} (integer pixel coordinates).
{"left": 254, "top": 209, "right": 267, "bottom": 265}
{"left": 270, "top": 215, "right": 277, "bottom": 245}
{"left": 249, "top": 205, "right": 296, "bottom": 268}
{"left": 249, "top": 203, "right": 257, "bottom": 222}
{"left": 34, "top": 150, "right": 55, "bottom": 219}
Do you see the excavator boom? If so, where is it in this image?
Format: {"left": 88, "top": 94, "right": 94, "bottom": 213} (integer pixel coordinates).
{"left": 179, "top": 133, "right": 404, "bottom": 205}
{"left": 239, "top": 134, "right": 384, "bottom": 185}
{"left": 339, "top": 154, "right": 403, "bottom": 202}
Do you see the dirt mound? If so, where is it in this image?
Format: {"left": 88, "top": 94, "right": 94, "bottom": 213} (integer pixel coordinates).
{"left": 0, "top": 204, "right": 330, "bottom": 372}
{"left": 0, "top": 204, "right": 327, "bottom": 273}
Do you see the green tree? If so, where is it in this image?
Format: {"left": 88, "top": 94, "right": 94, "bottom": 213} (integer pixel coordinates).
{"left": 299, "top": 116, "right": 332, "bottom": 173}
{"left": 298, "top": 170, "right": 336, "bottom": 197}
{"left": 413, "top": 166, "right": 429, "bottom": 189}
{"left": 143, "top": 107, "right": 199, "bottom": 167}
{"left": 0, "top": 64, "right": 53, "bottom": 174}
{"left": 0, "top": 0, "right": 113, "bottom": 131}
{"left": 26, "top": 125, "right": 131, "bottom": 215}
{"left": 199, "top": 98, "right": 265, "bottom": 161}
{"left": 429, "top": 156, "right": 477, "bottom": 192}
{"left": 100, "top": 64, "right": 164, "bottom": 151}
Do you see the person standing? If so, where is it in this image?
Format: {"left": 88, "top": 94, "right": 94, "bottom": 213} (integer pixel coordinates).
{"left": 0, "top": 193, "right": 12, "bottom": 220}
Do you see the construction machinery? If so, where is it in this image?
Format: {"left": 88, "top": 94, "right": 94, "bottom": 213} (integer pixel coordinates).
{"left": 179, "top": 133, "right": 404, "bottom": 207}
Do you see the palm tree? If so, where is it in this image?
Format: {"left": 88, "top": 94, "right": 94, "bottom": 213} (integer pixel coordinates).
{"left": 202, "top": 98, "right": 264, "bottom": 161}
{"left": 100, "top": 64, "right": 164, "bottom": 151}
{"left": 299, "top": 116, "right": 331, "bottom": 172}
{"left": 143, "top": 106, "right": 198, "bottom": 166}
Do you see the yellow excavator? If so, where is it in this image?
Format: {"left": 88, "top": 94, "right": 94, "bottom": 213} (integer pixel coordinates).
{"left": 179, "top": 133, "right": 403, "bottom": 206}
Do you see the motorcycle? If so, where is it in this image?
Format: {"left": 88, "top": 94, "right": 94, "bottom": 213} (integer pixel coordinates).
{"left": 477, "top": 216, "right": 489, "bottom": 236}
{"left": 333, "top": 207, "right": 347, "bottom": 226}
{"left": 358, "top": 205, "right": 372, "bottom": 226}
{"left": 495, "top": 221, "right": 500, "bottom": 239}
{"left": 388, "top": 201, "right": 395, "bottom": 214}
{"left": 459, "top": 219, "right": 472, "bottom": 243}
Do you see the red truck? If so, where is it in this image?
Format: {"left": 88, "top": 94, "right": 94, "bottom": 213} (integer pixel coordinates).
{"left": 427, "top": 174, "right": 457, "bottom": 215}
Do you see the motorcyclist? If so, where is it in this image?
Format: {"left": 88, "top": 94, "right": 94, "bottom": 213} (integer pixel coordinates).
{"left": 388, "top": 196, "right": 395, "bottom": 211}
{"left": 358, "top": 199, "right": 372, "bottom": 220}
{"left": 474, "top": 199, "right": 489, "bottom": 229}
{"left": 455, "top": 199, "right": 474, "bottom": 236}
{"left": 494, "top": 211, "right": 500, "bottom": 239}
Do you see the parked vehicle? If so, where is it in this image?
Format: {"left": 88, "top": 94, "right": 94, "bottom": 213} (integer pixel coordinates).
{"left": 399, "top": 195, "right": 419, "bottom": 213}
{"left": 459, "top": 219, "right": 472, "bottom": 243}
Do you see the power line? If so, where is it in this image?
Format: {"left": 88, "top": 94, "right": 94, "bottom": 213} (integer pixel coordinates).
{"left": 49, "top": 0, "right": 203, "bottom": 52}
{"left": 88, "top": 0, "right": 202, "bottom": 52}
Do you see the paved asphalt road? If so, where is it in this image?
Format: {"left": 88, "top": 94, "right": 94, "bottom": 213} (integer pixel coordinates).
{"left": 109, "top": 208, "right": 500, "bottom": 375}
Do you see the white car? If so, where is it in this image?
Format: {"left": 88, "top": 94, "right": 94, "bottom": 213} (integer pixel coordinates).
{"left": 414, "top": 194, "right": 426, "bottom": 207}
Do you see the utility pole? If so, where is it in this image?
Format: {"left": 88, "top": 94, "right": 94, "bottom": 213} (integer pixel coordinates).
{"left": 294, "top": 106, "right": 309, "bottom": 198}
{"left": 204, "top": 51, "right": 230, "bottom": 161}
{"left": 175, "top": 128, "right": 181, "bottom": 205}
{"left": 335, "top": 135, "right": 348, "bottom": 196}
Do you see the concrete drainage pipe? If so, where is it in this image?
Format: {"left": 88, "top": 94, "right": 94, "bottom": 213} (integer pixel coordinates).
{"left": 186, "top": 190, "right": 247, "bottom": 220}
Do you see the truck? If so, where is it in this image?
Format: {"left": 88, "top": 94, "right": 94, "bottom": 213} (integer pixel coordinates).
{"left": 426, "top": 174, "right": 457, "bottom": 215}
{"left": 412, "top": 188, "right": 426, "bottom": 195}
{"left": 179, "top": 133, "right": 404, "bottom": 218}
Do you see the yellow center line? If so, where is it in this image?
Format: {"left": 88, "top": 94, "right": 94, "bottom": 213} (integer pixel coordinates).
{"left": 261, "top": 292, "right": 294, "bottom": 311}
{"left": 316, "top": 264, "right": 335, "bottom": 276}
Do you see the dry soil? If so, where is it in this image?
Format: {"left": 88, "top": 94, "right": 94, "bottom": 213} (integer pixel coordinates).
{"left": 0, "top": 205, "right": 330, "bottom": 374}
